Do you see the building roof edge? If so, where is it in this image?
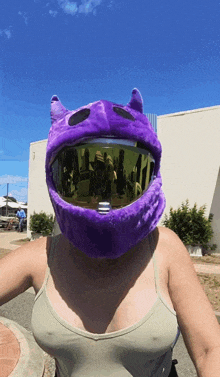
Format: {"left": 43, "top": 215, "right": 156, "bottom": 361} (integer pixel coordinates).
{"left": 158, "top": 104, "right": 220, "bottom": 119}
{"left": 30, "top": 139, "right": 48, "bottom": 146}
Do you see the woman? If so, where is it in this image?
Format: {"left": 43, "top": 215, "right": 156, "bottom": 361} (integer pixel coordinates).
{"left": 1, "top": 89, "right": 220, "bottom": 376}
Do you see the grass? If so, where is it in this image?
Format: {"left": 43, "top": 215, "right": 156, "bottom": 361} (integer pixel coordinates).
{"left": 197, "top": 273, "right": 220, "bottom": 311}
{"left": 191, "top": 255, "right": 220, "bottom": 311}
{"left": 11, "top": 238, "right": 30, "bottom": 245}
{"left": 0, "top": 248, "right": 13, "bottom": 259}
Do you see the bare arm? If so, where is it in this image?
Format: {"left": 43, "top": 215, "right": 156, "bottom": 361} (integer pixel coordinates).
{"left": 0, "top": 237, "right": 47, "bottom": 305}
{"left": 159, "top": 227, "right": 220, "bottom": 377}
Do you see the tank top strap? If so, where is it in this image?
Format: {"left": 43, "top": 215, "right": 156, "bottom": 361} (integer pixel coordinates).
{"left": 148, "top": 231, "right": 161, "bottom": 297}
{"left": 47, "top": 235, "right": 57, "bottom": 266}
{"left": 46, "top": 235, "right": 58, "bottom": 280}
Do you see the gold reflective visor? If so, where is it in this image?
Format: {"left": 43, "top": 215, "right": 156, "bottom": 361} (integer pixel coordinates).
{"left": 51, "top": 138, "right": 155, "bottom": 212}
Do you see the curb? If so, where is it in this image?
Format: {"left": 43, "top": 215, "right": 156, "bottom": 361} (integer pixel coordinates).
{"left": 0, "top": 317, "right": 45, "bottom": 376}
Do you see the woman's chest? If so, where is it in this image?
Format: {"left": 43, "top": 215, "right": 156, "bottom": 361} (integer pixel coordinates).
{"left": 44, "top": 256, "right": 170, "bottom": 334}
{"left": 32, "top": 233, "right": 174, "bottom": 334}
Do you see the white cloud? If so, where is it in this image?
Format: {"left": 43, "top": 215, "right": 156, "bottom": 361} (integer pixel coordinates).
{"left": 57, "top": 0, "right": 102, "bottom": 15}
{"left": 79, "top": 0, "right": 102, "bottom": 14}
{"left": 0, "top": 175, "right": 28, "bottom": 184}
{"left": 0, "top": 28, "right": 12, "bottom": 39}
{"left": 9, "top": 188, "right": 28, "bottom": 203}
{"left": 18, "top": 11, "right": 28, "bottom": 25}
{"left": 107, "top": 0, "right": 114, "bottom": 9}
{"left": 58, "top": 0, "right": 78, "bottom": 15}
{"left": 49, "top": 10, "right": 58, "bottom": 17}
{"left": 4, "top": 29, "right": 12, "bottom": 38}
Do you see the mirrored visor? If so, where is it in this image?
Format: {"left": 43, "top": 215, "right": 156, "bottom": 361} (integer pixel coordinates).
{"left": 51, "top": 138, "right": 155, "bottom": 212}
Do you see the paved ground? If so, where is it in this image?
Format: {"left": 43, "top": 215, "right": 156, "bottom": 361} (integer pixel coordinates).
{"left": 0, "top": 231, "right": 37, "bottom": 377}
{"left": 194, "top": 262, "right": 220, "bottom": 274}
{"left": 0, "top": 229, "right": 28, "bottom": 250}
{"left": 0, "top": 230, "right": 220, "bottom": 376}
{"left": 0, "top": 320, "right": 20, "bottom": 376}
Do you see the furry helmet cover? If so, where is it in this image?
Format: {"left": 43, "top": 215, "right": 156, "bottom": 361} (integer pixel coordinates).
{"left": 45, "top": 89, "right": 165, "bottom": 258}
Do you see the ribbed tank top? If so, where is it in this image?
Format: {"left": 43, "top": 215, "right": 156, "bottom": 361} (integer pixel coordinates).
{"left": 31, "top": 234, "right": 179, "bottom": 376}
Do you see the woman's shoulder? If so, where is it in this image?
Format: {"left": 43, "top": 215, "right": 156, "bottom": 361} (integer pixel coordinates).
{"left": 3, "top": 236, "right": 49, "bottom": 263}
{"left": 155, "top": 227, "right": 199, "bottom": 289}
{"left": 23, "top": 236, "right": 49, "bottom": 274}
{"left": 27, "top": 236, "right": 60, "bottom": 292}
{"left": 16, "top": 236, "right": 50, "bottom": 284}
{"left": 157, "top": 225, "right": 180, "bottom": 241}
{"left": 0, "top": 236, "right": 49, "bottom": 303}
{"left": 155, "top": 226, "right": 190, "bottom": 264}
{"left": 156, "top": 226, "right": 186, "bottom": 249}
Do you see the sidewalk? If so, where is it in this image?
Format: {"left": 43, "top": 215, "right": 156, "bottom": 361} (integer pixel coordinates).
{"left": 0, "top": 230, "right": 28, "bottom": 251}
{"left": 0, "top": 316, "right": 45, "bottom": 377}
{"left": 193, "top": 263, "right": 220, "bottom": 274}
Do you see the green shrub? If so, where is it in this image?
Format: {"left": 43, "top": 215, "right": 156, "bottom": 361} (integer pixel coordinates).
{"left": 29, "top": 212, "right": 55, "bottom": 236}
{"left": 162, "top": 199, "right": 217, "bottom": 252}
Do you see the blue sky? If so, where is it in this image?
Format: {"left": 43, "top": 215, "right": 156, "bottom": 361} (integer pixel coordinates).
{"left": 0, "top": 0, "right": 220, "bottom": 202}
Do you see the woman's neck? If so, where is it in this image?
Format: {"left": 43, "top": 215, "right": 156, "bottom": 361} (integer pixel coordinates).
{"left": 56, "top": 233, "right": 153, "bottom": 280}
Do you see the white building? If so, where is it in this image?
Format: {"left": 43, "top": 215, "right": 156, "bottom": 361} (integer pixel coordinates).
{"left": 0, "top": 197, "right": 27, "bottom": 217}
{"left": 27, "top": 105, "right": 220, "bottom": 252}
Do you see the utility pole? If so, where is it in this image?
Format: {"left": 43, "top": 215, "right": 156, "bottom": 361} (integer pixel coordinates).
{"left": 6, "top": 183, "right": 9, "bottom": 216}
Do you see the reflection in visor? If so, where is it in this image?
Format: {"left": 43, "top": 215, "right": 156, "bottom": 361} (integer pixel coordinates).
{"left": 51, "top": 140, "right": 155, "bottom": 211}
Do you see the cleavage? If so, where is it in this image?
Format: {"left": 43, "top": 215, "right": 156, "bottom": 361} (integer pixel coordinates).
{"left": 46, "top": 256, "right": 158, "bottom": 334}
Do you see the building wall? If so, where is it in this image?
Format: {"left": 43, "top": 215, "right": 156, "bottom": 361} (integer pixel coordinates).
{"left": 27, "top": 140, "right": 54, "bottom": 238}
{"left": 28, "top": 105, "right": 220, "bottom": 251}
{"left": 210, "top": 168, "right": 220, "bottom": 251}
{"left": 157, "top": 105, "right": 220, "bottom": 251}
